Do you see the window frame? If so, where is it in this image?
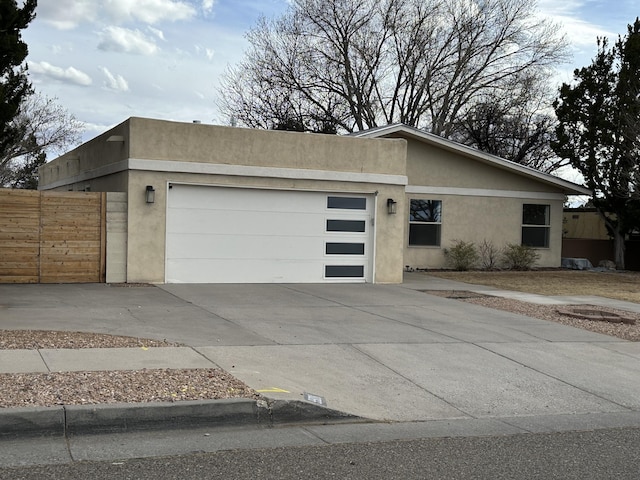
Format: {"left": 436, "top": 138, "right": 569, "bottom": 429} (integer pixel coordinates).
{"left": 521, "top": 203, "right": 550, "bottom": 248}
{"left": 408, "top": 199, "right": 442, "bottom": 247}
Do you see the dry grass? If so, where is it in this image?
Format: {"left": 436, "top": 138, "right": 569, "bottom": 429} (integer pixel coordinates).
{"left": 427, "top": 270, "right": 640, "bottom": 303}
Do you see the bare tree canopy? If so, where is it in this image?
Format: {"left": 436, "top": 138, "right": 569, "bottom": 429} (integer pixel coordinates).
{"left": 218, "top": 0, "right": 569, "bottom": 163}
{"left": 0, "top": 93, "right": 84, "bottom": 189}
{"left": 453, "top": 72, "right": 567, "bottom": 173}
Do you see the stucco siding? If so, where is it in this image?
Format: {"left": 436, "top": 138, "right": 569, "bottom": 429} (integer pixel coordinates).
{"left": 403, "top": 193, "right": 564, "bottom": 269}
{"left": 128, "top": 118, "right": 406, "bottom": 176}
{"left": 39, "top": 122, "right": 130, "bottom": 188}
{"left": 405, "top": 140, "right": 563, "bottom": 193}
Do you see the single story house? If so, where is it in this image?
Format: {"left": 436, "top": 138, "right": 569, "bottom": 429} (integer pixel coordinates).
{"left": 39, "top": 118, "right": 590, "bottom": 284}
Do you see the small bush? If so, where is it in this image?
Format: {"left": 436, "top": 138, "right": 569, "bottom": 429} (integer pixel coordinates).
{"left": 501, "top": 244, "right": 540, "bottom": 270}
{"left": 444, "top": 240, "right": 479, "bottom": 271}
{"left": 478, "top": 239, "right": 502, "bottom": 270}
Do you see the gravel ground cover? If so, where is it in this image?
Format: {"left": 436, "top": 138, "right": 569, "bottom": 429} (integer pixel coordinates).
{"left": 0, "top": 330, "right": 181, "bottom": 349}
{"left": 0, "top": 369, "right": 259, "bottom": 408}
{"left": 426, "top": 290, "right": 640, "bottom": 341}
{"left": 0, "top": 330, "right": 259, "bottom": 408}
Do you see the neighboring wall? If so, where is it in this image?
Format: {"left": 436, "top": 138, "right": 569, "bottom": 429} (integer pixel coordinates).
{"left": 563, "top": 209, "right": 609, "bottom": 240}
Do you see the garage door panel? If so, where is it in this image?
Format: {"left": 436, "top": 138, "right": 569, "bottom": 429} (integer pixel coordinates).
{"left": 166, "top": 234, "right": 324, "bottom": 260}
{"left": 169, "top": 185, "right": 324, "bottom": 213}
{"left": 167, "top": 209, "right": 327, "bottom": 237}
{"left": 166, "top": 185, "right": 373, "bottom": 283}
{"left": 166, "top": 258, "right": 326, "bottom": 283}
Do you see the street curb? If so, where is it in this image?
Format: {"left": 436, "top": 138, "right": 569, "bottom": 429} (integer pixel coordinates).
{"left": 0, "top": 398, "right": 364, "bottom": 438}
{"left": 0, "top": 406, "right": 65, "bottom": 437}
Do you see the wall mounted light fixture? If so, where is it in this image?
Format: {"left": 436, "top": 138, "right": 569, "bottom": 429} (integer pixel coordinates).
{"left": 145, "top": 185, "right": 155, "bottom": 204}
{"left": 387, "top": 198, "right": 397, "bottom": 214}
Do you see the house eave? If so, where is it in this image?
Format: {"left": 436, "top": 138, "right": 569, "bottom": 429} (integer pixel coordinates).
{"left": 351, "top": 124, "right": 592, "bottom": 197}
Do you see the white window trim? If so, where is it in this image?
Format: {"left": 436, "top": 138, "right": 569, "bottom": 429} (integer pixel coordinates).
{"left": 409, "top": 199, "right": 442, "bottom": 247}
{"left": 522, "top": 204, "right": 551, "bottom": 249}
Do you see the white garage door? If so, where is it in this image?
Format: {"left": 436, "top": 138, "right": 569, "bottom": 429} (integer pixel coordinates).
{"left": 165, "top": 184, "right": 374, "bottom": 283}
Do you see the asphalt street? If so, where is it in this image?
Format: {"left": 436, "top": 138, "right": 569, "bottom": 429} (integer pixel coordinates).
{"left": 3, "top": 426, "right": 640, "bottom": 479}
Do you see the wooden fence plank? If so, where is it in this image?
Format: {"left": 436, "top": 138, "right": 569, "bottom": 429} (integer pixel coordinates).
{"left": 0, "top": 189, "right": 41, "bottom": 283}
{"left": 0, "top": 188, "right": 106, "bottom": 284}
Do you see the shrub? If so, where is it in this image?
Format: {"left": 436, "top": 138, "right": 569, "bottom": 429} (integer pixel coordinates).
{"left": 444, "top": 240, "right": 479, "bottom": 271}
{"left": 501, "top": 244, "right": 540, "bottom": 270}
{"left": 478, "top": 239, "right": 502, "bottom": 270}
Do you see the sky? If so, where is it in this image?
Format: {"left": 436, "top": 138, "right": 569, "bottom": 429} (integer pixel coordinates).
{"left": 21, "top": 0, "right": 640, "bottom": 149}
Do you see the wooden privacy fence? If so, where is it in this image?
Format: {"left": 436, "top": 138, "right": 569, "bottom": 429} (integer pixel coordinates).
{"left": 0, "top": 189, "right": 106, "bottom": 283}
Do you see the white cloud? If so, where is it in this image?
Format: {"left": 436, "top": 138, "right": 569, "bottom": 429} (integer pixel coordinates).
{"left": 36, "top": 0, "right": 196, "bottom": 29}
{"left": 194, "top": 45, "right": 215, "bottom": 60}
{"left": 104, "top": 0, "right": 196, "bottom": 24}
{"left": 202, "top": 0, "right": 216, "bottom": 14}
{"left": 27, "top": 61, "right": 93, "bottom": 86}
{"left": 98, "top": 26, "right": 159, "bottom": 55}
{"left": 147, "top": 26, "right": 166, "bottom": 41}
{"left": 37, "top": 0, "right": 97, "bottom": 30}
{"left": 537, "top": 0, "right": 615, "bottom": 47}
{"left": 100, "top": 67, "right": 130, "bottom": 92}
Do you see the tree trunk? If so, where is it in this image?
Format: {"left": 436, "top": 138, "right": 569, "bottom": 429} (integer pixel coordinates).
{"left": 613, "top": 229, "right": 626, "bottom": 270}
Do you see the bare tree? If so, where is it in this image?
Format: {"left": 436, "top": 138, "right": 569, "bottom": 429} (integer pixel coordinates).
{"left": 454, "top": 73, "right": 568, "bottom": 173}
{"left": 218, "top": 0, "right": 568, "bottom": 145}
{"left": 0, "top": 93, "right": 84, "bottom": 188}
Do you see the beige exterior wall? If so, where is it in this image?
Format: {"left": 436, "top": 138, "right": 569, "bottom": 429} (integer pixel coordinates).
{"left": 404, "top": 140, "right": 563, "bottom": 193}
{"left": 105, "top": 192, "right": 127, "bottom": 283}
{"left": 41, "top": 118, "right": 408, "bottom": 284}
{"left": 39, "top": 122, "right": 130, "bottom": 189}
{"left": 403, "top": 193, "right": 564, "bottom": 269}
{"left": 127, "top": 118, "right": 402, "bottom": 175}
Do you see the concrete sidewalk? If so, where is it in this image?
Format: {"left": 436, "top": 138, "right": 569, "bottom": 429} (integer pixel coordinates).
{"left": 2, "top": 274, "right": 640, "bottom": 439}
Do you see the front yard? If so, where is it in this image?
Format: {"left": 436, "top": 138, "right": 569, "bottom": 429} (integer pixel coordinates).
{"left": 427, "top": 270, "right": 640, "bottom": 304}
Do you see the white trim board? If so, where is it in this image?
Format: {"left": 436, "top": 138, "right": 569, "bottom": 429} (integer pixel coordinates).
{"left": 406, "top": 185, "right": 566, "bottom": 201}
{"left": 129, "top": 158, "right": 408, "bottom": 186}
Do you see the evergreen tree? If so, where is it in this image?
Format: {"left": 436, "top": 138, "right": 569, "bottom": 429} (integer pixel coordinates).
{"left": 553, "top": 19, "right": 640, "bottom": 269}
{"left": 0, "top": 0, "right": 37, "bottom": 159}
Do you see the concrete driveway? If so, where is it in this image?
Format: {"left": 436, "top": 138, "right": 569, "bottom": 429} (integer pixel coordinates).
{"left": 2, "top": 277, "right": 640, "bottom": 426}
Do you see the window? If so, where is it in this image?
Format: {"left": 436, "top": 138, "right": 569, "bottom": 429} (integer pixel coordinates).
{"left": 326, "top": 219, "right": 366, "bottom": 232}
{"left": 326, "top": 243, "right": 365, "bottom": 255}
{"left": 409, "top": 199, "right": 442, "bottom": 246}
{"left": 327, "top": 196, "right": 366, "bottom": 210}
{"left": 325, "top": 265, "right": 364, "bottom": 278}
{"left": 522, "top": 204, "right": 550, "bottom": 248}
